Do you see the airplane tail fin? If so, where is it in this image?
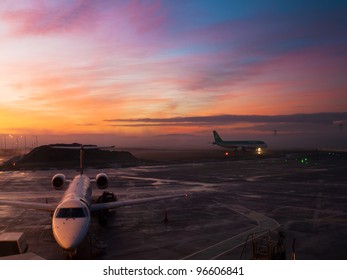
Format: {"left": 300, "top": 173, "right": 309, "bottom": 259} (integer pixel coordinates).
{"left": 213, "top": 130, "right": 223, "bottom": 143}
{"left": 51, "top": 145, "right": 87, "bottom": 174}
{"left": 51, "top": 145, "right": 114, "bottom": 174}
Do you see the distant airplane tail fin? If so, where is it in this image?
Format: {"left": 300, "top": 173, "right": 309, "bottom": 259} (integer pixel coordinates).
{"left": 213, "top": 130, "right": 223, "bottom": 143}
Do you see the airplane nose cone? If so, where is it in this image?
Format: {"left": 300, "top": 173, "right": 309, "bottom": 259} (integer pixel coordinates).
{"left": 52, "top": 199, "right": 91, "bottom": 251}
{"left": 53, "top": 217, "right": 90, "bottom": 250}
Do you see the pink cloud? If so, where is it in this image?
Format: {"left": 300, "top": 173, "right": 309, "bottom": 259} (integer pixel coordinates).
{"left": 1, "top": 0, "right": 167, "bottom": 54}
{"left": 127, "top": 0, "right": 166, "bottom": 34}
{"left": 1, "top": 0, "right": 95, "bottom": 35}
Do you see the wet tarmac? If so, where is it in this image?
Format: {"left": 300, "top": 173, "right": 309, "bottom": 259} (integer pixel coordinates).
{"left": 0, "top": 150, "right": 346, "bottom": 260}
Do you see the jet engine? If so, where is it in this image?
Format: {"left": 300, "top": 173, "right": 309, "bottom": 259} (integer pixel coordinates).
{"left": 52, "top": 174, "right": 66, "bottom": 190}
{"left": 95, "top": 173, "right": 109, "bottom": 189}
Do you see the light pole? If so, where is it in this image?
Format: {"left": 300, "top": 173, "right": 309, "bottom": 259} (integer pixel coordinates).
{"left": 9, "top": 134, "right": 13, "bottom": 150}
{"left": 20, "top": 135, "right": 27, "bottom": 151}
{"left": 32, "top": 135, "right": 39, "bottom": 148}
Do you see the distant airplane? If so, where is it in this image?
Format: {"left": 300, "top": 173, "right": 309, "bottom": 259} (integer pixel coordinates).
{"left": 0, "top": 145, "right": 186, "bottom": 257}
{"left": 212, "top": 130, "right": 268, "bottom": 153}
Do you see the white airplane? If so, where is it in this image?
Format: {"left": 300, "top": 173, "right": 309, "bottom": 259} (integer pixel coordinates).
{"left": 212, "top": 130, "right": 268, "bottom": 153}
{"left": 0, "top": 145, "right": 186, "bottom": 257}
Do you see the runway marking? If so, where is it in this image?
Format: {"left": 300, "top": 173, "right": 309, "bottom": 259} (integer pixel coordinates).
{"left": 119, "top": 175, "right": 216, "bottom": 192}
{"left": 120, "top": 175, "right": 214, "bottom": 185}
{"left": 181, "top": 203, "right": 280, "bottom": 260}
{"left": 0, "top": 226, "right": 8, "bottom": 234}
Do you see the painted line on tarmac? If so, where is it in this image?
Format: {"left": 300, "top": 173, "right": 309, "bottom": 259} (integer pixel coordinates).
{"left": 181, "top": 203, "right": 280, "bottom": 260}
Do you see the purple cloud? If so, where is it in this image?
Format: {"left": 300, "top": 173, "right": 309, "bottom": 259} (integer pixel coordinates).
{"left": 104, "top": 112, "right": 347, "bottom": 127}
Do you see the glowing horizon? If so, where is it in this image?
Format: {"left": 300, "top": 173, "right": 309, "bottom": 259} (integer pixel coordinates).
{"left": 1, "top": 1, "right": 346, "bottom": 144}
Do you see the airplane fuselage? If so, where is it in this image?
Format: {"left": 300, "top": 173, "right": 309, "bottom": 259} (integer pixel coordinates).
{"left": 213, "top": 140, "right": 268, "bottom": 149}
{"left": 52, "top": 174, "right": 92, "bottom": 251}
{"left": 212, "top": 130, "right": 268, "bottom": 150}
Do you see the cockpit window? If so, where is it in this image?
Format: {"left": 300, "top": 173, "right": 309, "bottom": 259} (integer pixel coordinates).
{"left": 55, "top": 207, "right": 88, "bottom": 218}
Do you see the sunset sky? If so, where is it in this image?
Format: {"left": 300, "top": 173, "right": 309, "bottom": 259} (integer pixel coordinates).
{"left": 1, "top": 0, "right": 346, "bottom": 148}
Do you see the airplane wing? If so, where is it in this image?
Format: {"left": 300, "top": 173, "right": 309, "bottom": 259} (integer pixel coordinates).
{"left": 0, "top": 200, "right": 57, "bottom": 212}
{"left": 0, "top": 194, "right": 187, "bottom": 212}
{"left": 91, "top": 193, "right": 187, "bottom": 212}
